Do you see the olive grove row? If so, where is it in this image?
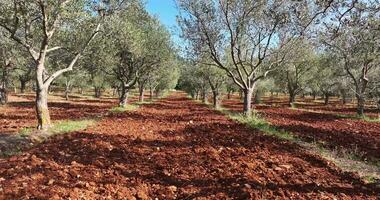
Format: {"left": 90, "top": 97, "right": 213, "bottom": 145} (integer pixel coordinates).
{"left": 176, "top": 0, "right": 380, "bottom": 116}
{"left": 0, "top": 0, "right": 180, "bottom": 130}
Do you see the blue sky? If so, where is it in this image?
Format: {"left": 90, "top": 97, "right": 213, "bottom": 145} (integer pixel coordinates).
{"left": 145, "top": 0, "right": 182, "bottom": 47}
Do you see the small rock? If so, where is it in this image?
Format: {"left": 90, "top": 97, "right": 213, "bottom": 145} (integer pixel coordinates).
{"left": 274, "top": 167, "right": 283, "bottom": 171}
{"left": 244, "top": 184, "right": 252, "bottom": 189}
{"left": 137, "top": 190, "right": 149, "bottom": 200}
{"left": 47, "top": 179, "right": 55, "bottom": 185}
{"left": 163, "top": 170, "right": 171, "bottom": 176}
{"left": 168, "top": 185, "right": 177, "bottom": 192}
{"left": 279, "top": 164, "right": 292, "bottom": 170}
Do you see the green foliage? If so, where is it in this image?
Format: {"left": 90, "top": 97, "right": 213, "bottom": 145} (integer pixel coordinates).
{"left": 19, "top": 119, "right": 95, "bottom": 137}
{"left": 229, "top": 112, "right": 296, "bottom": 141}
{"left": 49, "top": 120, "right": 95, "bottom": 134}
{"left": 110, "top": 104, "right": 139, "bottom": 112}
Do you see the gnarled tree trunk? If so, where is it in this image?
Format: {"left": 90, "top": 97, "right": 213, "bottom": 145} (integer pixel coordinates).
{"left": 243, "top": 88, "right": 253, "bottom": 116}
{"left": 212, "top": 90, "right": 220, "bottom": 109}
{"left": 139, "top": 85, "right": 145, "bottom": 102}
{"left": 324, "top": 93, "right": 330, "bottom": 105}
{"left": 150, "top": 88, "right": 154, "bottom": 100}
{"left": 356, "top": 94, "right": 365, "bottom": 116}
{"left": 36, "top": 86, "right": 51, "bottom": 130}
{"left": 201, "top": 89, "right": 208, "bottom": 103}
{"left": 119, "top": 85, "right": 129, "bottom": 108}
{"left": 94, "top": 87, "right": 102, "bottom": 98}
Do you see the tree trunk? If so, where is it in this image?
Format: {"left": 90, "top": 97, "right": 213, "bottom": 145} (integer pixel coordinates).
{"left": 119, "top": 87, "right": 129, "bottom": 108}
{"left": 36, "top": 87, "right": 51, "bottom": 130}
{"left": 150, "top": 88, "right": 154, "bottom": 100}
{"left": 356, "top": 95, "right": 365, "bottom": 116}
{"left": 112, "top": 87, "right": 117, "bottom": 97}
{"left": 1, "top": 64, "right": 10, "bottom": 104}
{"left": 243, "top": 88, "right": 253, "bottom": 116}
{"left": 20, "top": 80, "right": 27, "bottom": 93}
{"left": 324, "top": 93, "right": 330, "bottom": 105}
{"left": 65, "top": 89, "right": 69, "bottom": 101}
{"left": 139, "top": 86, "right": 145, "bottom": 102}
{"left": 227, "top": 91, "right": 231, "bottom": 99}
{"left": 312, "top": 91, "right": 317, "bottom": 100}
{"left": 195, "top": 91, "right": 199, "bottom": 100}
{"left": 0, "top": 89, "right": 8, "bottom": 104}
{"left": 212, "top": 90, "right": 220, "bottom": 109}
{"left": 65, "top": 83, "right": 70, "bottom": 101}
{"left": 289, "top": 91, "right": 296, "bottom": 106}
{"left": 202, "top": 89, "right": 208, "bottom": 103}
{"left": 340, "top": 89, "right": 347, "bottom": 104}
{"left": 94, "top": 87, "right": 101, "bottom": 98}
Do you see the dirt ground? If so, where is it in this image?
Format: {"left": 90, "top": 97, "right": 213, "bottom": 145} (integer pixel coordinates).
{"left": 262, "top": 95, "right": 379, "bottom": 118}
{"left": 0, "top": 93, "right": 118, "bottom": 134}
{"left": 223, "top": 96, "right": 380, "bottom": 161}
{"left": 0, "top": 92, "right": 378, "bottom": 199}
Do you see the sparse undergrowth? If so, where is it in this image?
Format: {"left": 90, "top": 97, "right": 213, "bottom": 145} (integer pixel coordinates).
{"left": 110, "top": 104, "right": 139, "bottom": 113}
{"left": 4, "top": 91, "right": 172, "bottom": 158}
{"left": 293, "top": 107, "right": 380, "bottom": 123}
{"left": 230, "top": 112, "right": 296, "bottom": 141}
{"left": 212, "top": 105, "right": 380, "bottom": 186}
{"left": 20, "top": 119, "right": 95, "bottom": 138}
{"left": 1, "top": 119, "right": 96, "bottom": 158}
{"left": 336, "top": 113, "right": 380, "bottom": 123}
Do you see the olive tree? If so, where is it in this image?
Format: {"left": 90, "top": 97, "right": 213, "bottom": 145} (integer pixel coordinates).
{"left": 0, "top": 0, "right": 114, "bottom": 129}
{"left": 276, "top": 39, "right": 317, "bottom": 105}
{"left": 321, "top": 0, "right": 380, "bottom": 115}
{"left": 177, "top": 0, "right": 333, "bottom": 115}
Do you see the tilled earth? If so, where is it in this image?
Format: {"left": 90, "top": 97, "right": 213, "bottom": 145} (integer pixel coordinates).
{"left": 0, "top": 94, "right": 118, "bottom": 134}
{"left": 256, "top": 107, "right": 380, "bottom": 161}
{"left": 261, "top": 96, "right": 379, "bottom": 118}
{"left": 223, "top": 98, "right": 380, "bottom": 161}
{"left": 0, "top": 93, "right": 379, "bottom": 199}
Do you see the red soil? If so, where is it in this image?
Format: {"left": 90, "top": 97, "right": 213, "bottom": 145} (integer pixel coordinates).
{"left": 0, "top": 94, "right": 117, "bottom": 134}
{"left": 223, "top": 98, "right": 380, "bottom": 161}
{"left": 260, "top": 95, "right": 379, "bottom": 118}
{"left": 0, "top": 92, "right": 378, "bottom": 199}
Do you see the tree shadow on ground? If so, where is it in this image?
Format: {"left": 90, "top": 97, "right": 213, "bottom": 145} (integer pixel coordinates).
{"left": 0, "top": 94, "right": 378, "bottom": 199}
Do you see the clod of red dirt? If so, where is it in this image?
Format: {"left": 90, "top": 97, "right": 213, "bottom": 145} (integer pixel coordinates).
{"left": 0, "top": 92, "right": 379, "bottom": 199}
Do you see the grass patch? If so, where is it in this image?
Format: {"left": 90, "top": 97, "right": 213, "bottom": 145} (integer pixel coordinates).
{"left": 110, "top": 104, "right": 139, "bottom": 113}
{"left": 1, "top": 148, "right": 22, "bottom": 157}
{"left": 19, "top": 127, "right": 33, "bottom": 137}
{"left": 336, "top": 114, "right": 380, "bottom": 123}
{"left": 18, "top": 119, "right": 95, "bottom": 138}
{"left": 314, "top": 144, "right": 380, "bottom": 185}
{"left": 135, "top": 100, "right": 153, "bottom": 105}
{"left": 293, "top": 107, "right": 380, "bottom": 123}
{"left": 229, "top": 112, "right": 296, "bottom": 141}
{"left": 49, "top": 119, "right": 95, "bottom": 134}
{"left": 208, "top": 104, "right": 380, "bottom": 185}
